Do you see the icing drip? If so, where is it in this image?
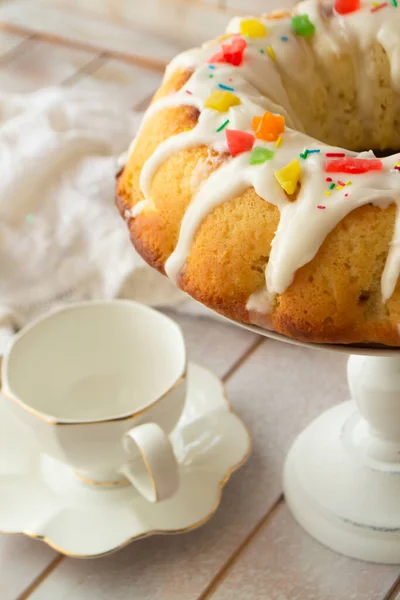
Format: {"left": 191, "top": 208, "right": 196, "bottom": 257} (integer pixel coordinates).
{"left": 247, "top": 288, "right": 276, "bottom": 314}
{"left": 128, "top": 0, "right": 400, "bottom": 312}
{"left": 165, "top": 136, "right": 400, "bottom": 301}
{"left": 382, "top": 205, "right": 400, "bottom": 302}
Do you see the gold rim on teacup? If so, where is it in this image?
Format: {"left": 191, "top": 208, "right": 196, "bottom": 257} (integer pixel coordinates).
{"left": 1, "top": 300, "right": 188, "bottom": 502}
{"left": 1, "top": 300, "right": 187, "bottom": 426}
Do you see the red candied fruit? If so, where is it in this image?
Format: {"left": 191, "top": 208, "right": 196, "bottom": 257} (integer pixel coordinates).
{"left": 325, "top": 157, "right": 383, "bottom": 174}
{"left": 226, "top": 129, "right": 255, "bottom": 156}
{"left": 334, "top": 0, "right": 361, "bottom": 14}
{"left": 209, "top": 37, "right": 247, "bottom": 67}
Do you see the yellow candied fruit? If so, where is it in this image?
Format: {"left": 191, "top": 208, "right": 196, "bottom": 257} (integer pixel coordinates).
{"left": 240, "top": 18, "right": 267, "bottom": 38}
{"left": 204, "top": 90, "right": 241, "bottom": 112}
{"left": 274, "top": 159, "right": 301, "bottom": 195}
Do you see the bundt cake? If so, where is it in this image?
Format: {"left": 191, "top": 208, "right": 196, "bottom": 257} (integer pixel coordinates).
{"left": 117, "top": 0, "right": 400, "bottom": 346}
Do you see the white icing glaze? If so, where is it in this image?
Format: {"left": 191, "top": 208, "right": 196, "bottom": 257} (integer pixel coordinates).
{"left": 246, "top": 288, "right": 276, "bottom": 314}
{"left": 127, "top": 0, "right": 400, "bottom": 313}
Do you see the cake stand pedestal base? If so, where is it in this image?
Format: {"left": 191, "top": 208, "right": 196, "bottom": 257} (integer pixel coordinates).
{"left": 284, "top": 354, "right": 400, "bottom": 564}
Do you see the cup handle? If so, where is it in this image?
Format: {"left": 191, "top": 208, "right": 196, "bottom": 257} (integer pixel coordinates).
{"left": 119, "top": 422, "right": 179, "bottom": 503}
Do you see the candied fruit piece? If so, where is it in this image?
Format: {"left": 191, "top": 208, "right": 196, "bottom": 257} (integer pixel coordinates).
{"left": 240, "top": 18, "right": 267, "bottom": 38}
{"left": 204, "top": 90, "right": 241, "bottom": 112}
{"left": 324, "top": 157, "right": 383, "bottom": 174}
{"left": 275, "top": 159, "right": 301, "bottom": 194}
{"left": 226, "top": 130, "right": 255, "bottom": 156}
{"left": 252, "top": 111, "right": 285, "bottom": 142}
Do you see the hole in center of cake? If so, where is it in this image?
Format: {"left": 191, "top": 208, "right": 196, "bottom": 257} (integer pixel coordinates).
{"left": 371, "top": 149, "right": 398, "bottom": 158}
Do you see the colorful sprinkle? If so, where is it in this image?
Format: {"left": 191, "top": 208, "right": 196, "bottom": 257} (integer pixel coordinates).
{"left": 276, "top": 136, "right": 282, "bottom": 148}
{"left": 274, "top": 159, "right": 301, "bottom": 194}
{"left": 208, "top": 37, "right": 247, "bottom": 67}
{"left": 370, "top": 1, "right": 388, "bottom": 11}
{"left": 252, "top": 111, "right": 285, "bottom": 142}
{"left": 216, "top": 119, "right": 230, "bottom": 132}
{"left": 299, "top": 149, "right": 309, "bottom": 159}
{"left": 325, "top": 177, "right": 333, "bottom": 182}
{"left": 240, "top": 18, "right": 267, "bottom": 38}
{"left": 259, "top": 49, "right": 265, "bottom": 54}
{"left": 209, "top": 74, "right": 214, "bottom": 78}
{"left": 249, "top": 147, "right": 275, "bottom": 165}
{"left": 324, "top": 191, "right": 331, "bottom": 196}
{"left": 337, "top": 180, "right": 346, "bottom": 186}
{"left": 307, "top": 149, "right": 321, "bottom": 154}
{"left": 218, "top": 83, "right": 234, "bottom": 91}
{"left": 25, "top": 214, "right": 35, "bottom": 224}
{"left": 329, "top": 182, "right": 336, "bottom": 189}
{"left": 317, "top": 205, "right": 326, "bottom": 209}
{"left": 204, "top": 90, "right": 241, "bottom": 111}
{"left": 325, "top": 157, "right": 383, "bottom": 174}
{"left": 226, "top": 129, "right": 255, "bottom": 157}
{"left": 346, "top": 180, "right": 352, "bottom": 185}
{"left": 391, "top": 0, "right": 398, "bottom": 6}
{"left": 326, "top": 152, "right": 346, "bottom": 157}
{"left": 267, "top": 46, "right": 276, "bottom": 61}
{"left": 394, "top": 165, "right": 400, "bottom": 171}
{"left": 334, "top": 0, "right": 360, "bottom": 14}
{"left": 208, "top": 65, "right": 216, "bottom": 70}
{"left": 185, "top": 90, "right": 193, "bottom": 95}
{"left": 345, "top": 193, "right": 349, "bottom": 197}
{"left": 291, "top": 14, "right": 316, "bottom": 36}
{"left": 281, "top": 36, "right": 289, "bottom": 41}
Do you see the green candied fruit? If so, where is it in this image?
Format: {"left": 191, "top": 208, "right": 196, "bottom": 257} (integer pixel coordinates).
{"left": 249, "top": 147, "right": 275, "bottom": 165}
{"left": 291, "top": 14, "right": 316, "bottom": 37}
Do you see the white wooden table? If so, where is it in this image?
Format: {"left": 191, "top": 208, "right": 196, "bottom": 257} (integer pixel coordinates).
{"left": 0, "top": 3, "right": 400, "bottom": 599}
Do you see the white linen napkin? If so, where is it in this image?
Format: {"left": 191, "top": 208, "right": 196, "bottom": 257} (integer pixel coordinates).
{"left": 0, "top": 87, "right": 206, "bottom": 354}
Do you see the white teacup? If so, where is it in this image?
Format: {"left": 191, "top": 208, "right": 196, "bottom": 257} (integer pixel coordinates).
{"left": 1, "top": 300, "right": 187, "bottom": 502}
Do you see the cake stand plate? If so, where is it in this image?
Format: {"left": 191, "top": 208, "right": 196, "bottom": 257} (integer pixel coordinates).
{"left": 222, "top": 315, "right": 400, "bottom": 563}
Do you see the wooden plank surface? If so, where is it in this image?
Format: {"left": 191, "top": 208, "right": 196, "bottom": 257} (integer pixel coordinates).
{"left": 0, "top": 4, "right": 399, "bottom": 599}
{"left": 25, "top": 339, "right": 385, "bottom": 600}
{"left": 162, "top": 310, "right": 258, "bottom": 379}
{"left": 0, "top": 37, "right": 99, "bottom": 92}
{"left": 0, "top": 0, "right": 184, "bottom": 65}
{"left": 0, "top": 535, "right": 57, "bottom": 600}
{"left": 42, "top": 0, "right": 231, "bottom": 47}
{"left": 72, "top": 57, "right": 162, "bottom": 110}
{"left": 210, "top": 503, "right": 399, "bottom": 600}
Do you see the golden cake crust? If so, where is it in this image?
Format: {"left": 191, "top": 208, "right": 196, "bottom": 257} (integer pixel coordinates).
{"left": 117, "top": 66, "right": 400, "bottom": 347}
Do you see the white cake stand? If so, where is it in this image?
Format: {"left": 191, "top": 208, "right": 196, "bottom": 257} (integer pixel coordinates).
{"left": 227, "top": 318, "right": 400, "bottom": 564}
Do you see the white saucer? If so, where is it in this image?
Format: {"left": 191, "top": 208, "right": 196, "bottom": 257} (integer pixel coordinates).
{"left": 0, "top": 363, "right": 251, "bottom": 558}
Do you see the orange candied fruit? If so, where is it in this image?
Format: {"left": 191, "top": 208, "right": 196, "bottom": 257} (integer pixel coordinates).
{"left": 252, "top": 111, "right": 285, "bottom": 142}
